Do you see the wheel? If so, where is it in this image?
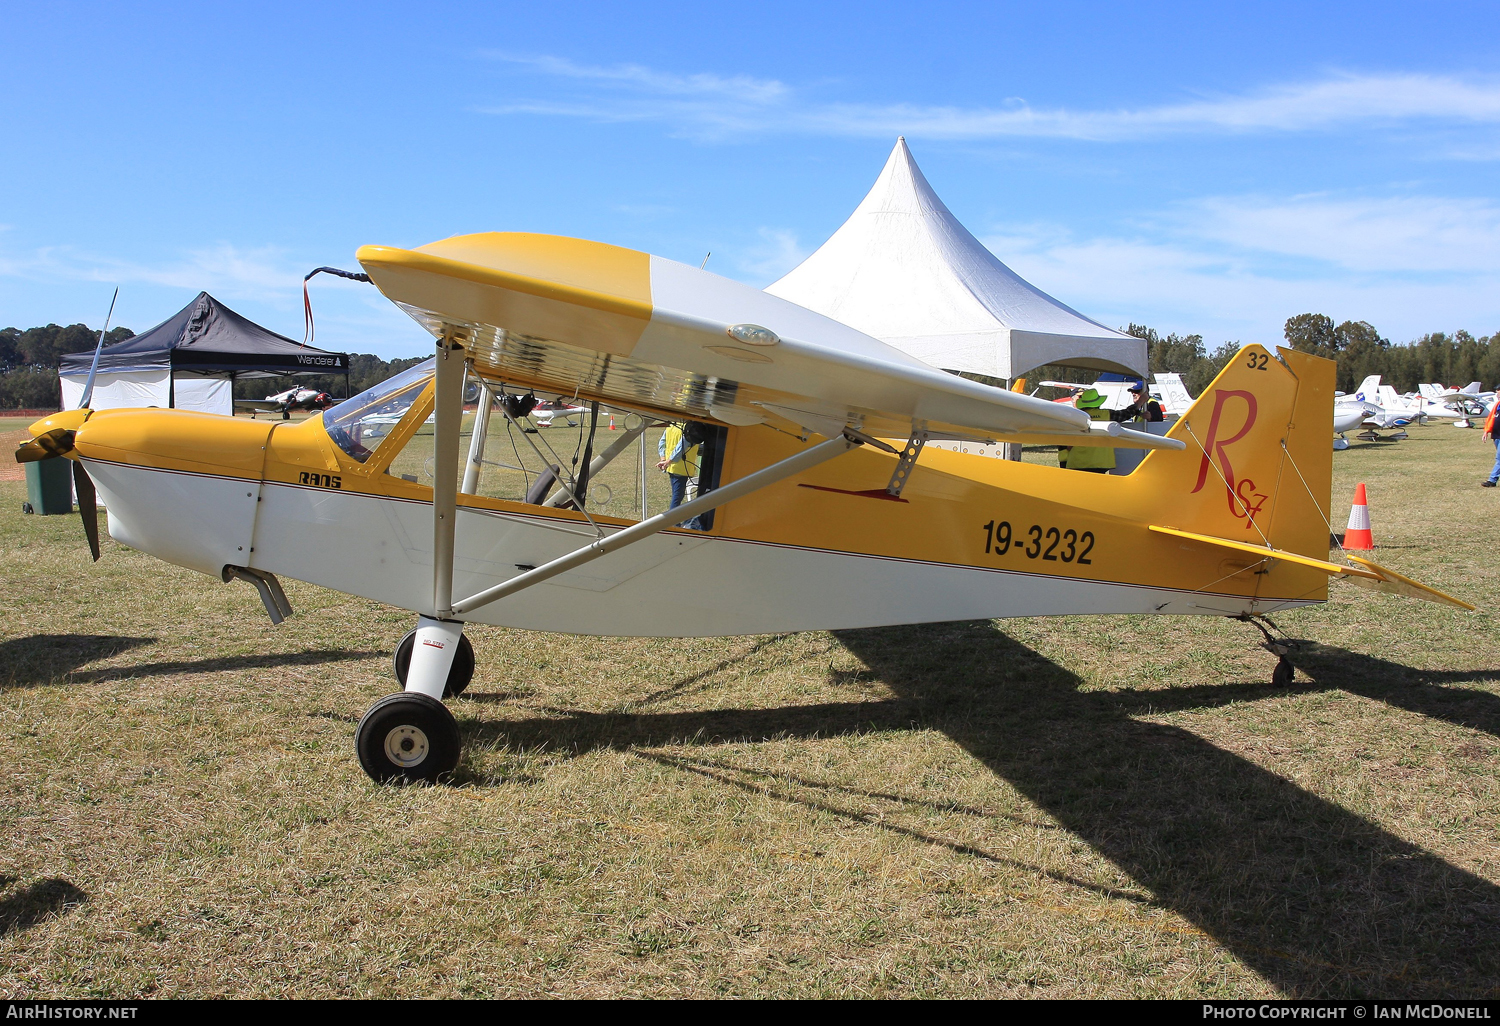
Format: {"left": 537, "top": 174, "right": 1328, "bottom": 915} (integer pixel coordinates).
{"left": 21, "top": 501, "right": 34, "bottom": 515}
{"left": 1272, "top": 657, "right": 1294, "bottom": 688}
{"left": 356, "top": 692, "right": 461, "bottom": 784}
{"left": 392, "top": 629, "right": 475, "bottom": 698}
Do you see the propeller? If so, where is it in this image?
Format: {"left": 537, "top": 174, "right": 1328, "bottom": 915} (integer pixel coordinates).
{"left": 12, "top": 428, "right": 100, "bottom": 561}
{"left": 10, "top": 288, "right": 116, "bottom": 560}
{"left": 72, "top": 461, "right": 101, "bottom": 561}
{"left": 14, "top": 428, "right": 75, "bottom": 462}
{"left": 12, "top": 429, "right": 101, "bottom": 561}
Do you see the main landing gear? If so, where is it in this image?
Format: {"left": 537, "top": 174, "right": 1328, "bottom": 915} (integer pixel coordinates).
{"left": 356, "top": 616, "right": 470, "bottom": 784}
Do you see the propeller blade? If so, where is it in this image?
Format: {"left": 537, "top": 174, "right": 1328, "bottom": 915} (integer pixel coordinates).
{"left": 72, "top": 461, "right": 101, "bottom": 562}
{"left": 79, "top": 287, "right": 118, "bottom": 410}
{"left": 14, "top": 428, "right": 76, "bottom": 463}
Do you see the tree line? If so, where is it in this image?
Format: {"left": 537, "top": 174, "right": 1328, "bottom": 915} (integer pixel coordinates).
{"left": 0, "top": 321, "right": 427, "bottom": 409}
{"left": 1034, "top": 316, "right": 1500, "bottom": 396}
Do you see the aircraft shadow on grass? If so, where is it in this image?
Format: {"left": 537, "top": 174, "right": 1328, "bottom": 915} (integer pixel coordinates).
{"left": 463, "top": 621, "right": 1500, "bottom": 998}
{"left": 0, "top": 633, "right": 378, "bottom": 688}
{"left": 0, "top": 876, "right": 87, "bottom": 936}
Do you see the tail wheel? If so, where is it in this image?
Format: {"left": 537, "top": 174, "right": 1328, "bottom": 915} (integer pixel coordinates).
{"left": 356, "top": 692, "right": 461, "bottom": 784}
{"left": 392, "top": 629, "right": 475, "bottom": 698}
{"left": 1272, "top": 657, "right": 1295, "bottom": 688}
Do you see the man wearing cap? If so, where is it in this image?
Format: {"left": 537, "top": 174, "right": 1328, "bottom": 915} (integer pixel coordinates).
{"left": 1059, "top": 388, "right": 1115, "bottom": 473}
{"left": 1116, "top": 381, "right": 1164, "bottom": 425}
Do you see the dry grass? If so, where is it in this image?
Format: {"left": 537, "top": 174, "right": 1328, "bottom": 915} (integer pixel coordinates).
{"left": 1, "top": 415, "right": 1498, "bottom": 998}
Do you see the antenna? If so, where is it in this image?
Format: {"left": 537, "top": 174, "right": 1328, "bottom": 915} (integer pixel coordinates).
{"left": 700, "top": 252, "right": 711, "bottom": 269}
{"left": 78, "top": 287, "right": 118, "bottom": 410}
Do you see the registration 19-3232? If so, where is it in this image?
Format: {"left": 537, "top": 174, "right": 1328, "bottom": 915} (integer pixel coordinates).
{"left": 981, "top": 520, "right": 1094, "bottom": 564}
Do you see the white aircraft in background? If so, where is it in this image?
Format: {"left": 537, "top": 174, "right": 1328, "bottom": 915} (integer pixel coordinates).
{"left": 1152, "top": 373, "right": 1194, "bottom": 417}
{"left": 234, "top": 386, "right": 338, "bottom": 419}
{"left": 1416, "top": 383, "right": 1491, "bottom": 427}
{"left": 1376, "top": 385, "right": 1468, "bottom": 425}
{"left": 1334, "top": 375, "right": 1403, "bottom": 446}
{"left": 1334, "top": 396, "right": 1386, "bottom": 449}
{"left": 1036, "top": 377, "right": 1169, "bottom": 414}
{"left": 532, "top": 399, "right": 588, "bottom": 428}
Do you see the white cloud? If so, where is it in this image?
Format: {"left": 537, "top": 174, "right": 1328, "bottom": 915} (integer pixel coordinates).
{"left": 1180, "top": 195, "right": 1500, "bottom": 274}
{"left": 0, "top": 242, "right": 300, "bottom": 302}
{"left": 980, "top": 217, "right": 1500, "bottom": 345}
{"left": 480, "top": 56, "right": 1500, "bottom": 142}
{"left": 484, "top": 54, "right": 791, "bottom": 105}
{"left": 734, "top": 228, "right": 809, "bottom": 281}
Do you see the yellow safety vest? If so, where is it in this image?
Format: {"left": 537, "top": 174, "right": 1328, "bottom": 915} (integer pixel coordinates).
{"left": 662, "top": 425, "right": 701, "bottom": 477}
{"left": 1065, "top": 407, "right": 1116, "bottom": 470}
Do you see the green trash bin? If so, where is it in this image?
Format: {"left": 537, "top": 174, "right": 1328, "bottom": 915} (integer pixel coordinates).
{"left": 23, "top": 459, "right": 74, "bottom": 516}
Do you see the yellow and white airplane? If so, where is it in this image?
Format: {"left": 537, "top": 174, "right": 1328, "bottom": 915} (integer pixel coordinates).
{"left": 16, "top": 232, "right": 1471, "bottom": 784}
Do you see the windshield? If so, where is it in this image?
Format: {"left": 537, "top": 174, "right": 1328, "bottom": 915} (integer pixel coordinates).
{"left": 323, "top": 358, "right": 435, "bottom": 463}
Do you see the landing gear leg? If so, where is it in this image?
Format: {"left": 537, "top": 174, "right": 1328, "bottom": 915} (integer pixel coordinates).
{"left": 356, "top": 616, "right": 468, "bottom": 784}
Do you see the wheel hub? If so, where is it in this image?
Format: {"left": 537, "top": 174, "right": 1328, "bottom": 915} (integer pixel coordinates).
{"left": 383, "top": 725, "right": 430, "bottom": 768}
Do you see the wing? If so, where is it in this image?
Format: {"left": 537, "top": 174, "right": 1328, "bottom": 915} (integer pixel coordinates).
{"left": 357, "top": 233, "right": 1182, "bottom": 453}
{"left": 234, "top": 399, "right": 284, "bottom": 413}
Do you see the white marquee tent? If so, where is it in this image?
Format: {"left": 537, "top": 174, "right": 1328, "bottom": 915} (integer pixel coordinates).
{"left": 766, "top": 138, "right": 1146, "bottom": 382}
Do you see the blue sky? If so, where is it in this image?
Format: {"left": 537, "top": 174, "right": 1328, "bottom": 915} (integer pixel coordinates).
{"left": 3, "top": 1, "right": 1499, "bottom": 359}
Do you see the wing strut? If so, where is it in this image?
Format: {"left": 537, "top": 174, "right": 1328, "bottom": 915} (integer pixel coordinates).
{"left": 432, "top": 336, "right": 465, "bottom": 619}
{"left": 450, "top": 432, "right": 862, "bottom": 617}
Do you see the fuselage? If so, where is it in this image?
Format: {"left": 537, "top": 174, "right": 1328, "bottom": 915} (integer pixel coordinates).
{"left": 67, "top": 346, "right": 1334, "bottom": 637}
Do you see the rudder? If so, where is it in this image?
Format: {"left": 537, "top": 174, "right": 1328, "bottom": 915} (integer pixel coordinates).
{"left": 1132, "top": 344, "right": 1336, "bottom": 561}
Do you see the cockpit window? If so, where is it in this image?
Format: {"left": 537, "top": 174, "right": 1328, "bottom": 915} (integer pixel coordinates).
{"left": 323, "top": 358, "right": 435, "bottom": 463}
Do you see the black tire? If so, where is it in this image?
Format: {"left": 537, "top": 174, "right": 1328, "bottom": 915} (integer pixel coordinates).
{"left": 1272, "top": 658, "right": 1295, "bottom": 688}
{"left": 392, "top": 629, "right": 475, "bottom": 698}
{"left": 356, "top": 692, "right": 461, "bottom": 784}
{"left": 21, "top": 502, "right": 34, "bottom": 515}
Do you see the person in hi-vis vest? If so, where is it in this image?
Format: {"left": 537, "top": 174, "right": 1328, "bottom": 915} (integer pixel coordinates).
{"left": 1057, "top": 388, "right": 1114, "bottom": 473}
{"left": 657, "top": 422, "right": 701, "bottom": 508}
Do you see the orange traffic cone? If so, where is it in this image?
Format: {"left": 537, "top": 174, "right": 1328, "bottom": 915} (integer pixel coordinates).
{"left": 609, "top": 414, "right": 616, "bottom": 431}
{"left": 1344, "top": 483, "right": 1374, "bottom": 550}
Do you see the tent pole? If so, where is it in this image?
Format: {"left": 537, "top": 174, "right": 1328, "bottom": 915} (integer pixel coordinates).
{"left": 1001, "top": 378, "right": 1022, "bottom": 461}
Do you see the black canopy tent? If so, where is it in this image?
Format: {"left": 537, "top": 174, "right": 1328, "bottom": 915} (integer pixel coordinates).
{"left": 58, "top": 292, "right": 349, "bottom": 414}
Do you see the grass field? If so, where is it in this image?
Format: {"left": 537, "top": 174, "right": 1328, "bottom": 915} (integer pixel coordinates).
{"left": 1, "top": 414, "right": 1498, "bottom": 998}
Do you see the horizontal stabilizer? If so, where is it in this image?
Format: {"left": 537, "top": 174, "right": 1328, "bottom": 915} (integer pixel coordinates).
{"left": 1344, "top": 554, "right": 1475, "bottom": 610}
{"left": 1148, "top": 525, "right": 1379, "bottom": 579}
{"left": 1148, "top": 526, "right": 1474, "bottom": 610}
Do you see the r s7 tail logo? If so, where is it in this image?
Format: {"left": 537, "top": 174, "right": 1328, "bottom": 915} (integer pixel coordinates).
{"left": 1190, "top": 388, "right": 1268, "bottom": 529}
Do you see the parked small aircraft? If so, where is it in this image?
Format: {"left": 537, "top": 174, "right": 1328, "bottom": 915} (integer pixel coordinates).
{"left": 1333, "top": 396, "right": 1385, "bottom": 449}
{"left": 16, "top": 232, "right": 1472, "bottom": 784}
{"left": 530, "top": 399, "right": 588, "bottom": 428}
{"left": 1416, "top": 383, "right": 1490, "bottom": 427}
{"left": 235, "top": 386, "right": 338, "bottom": 419}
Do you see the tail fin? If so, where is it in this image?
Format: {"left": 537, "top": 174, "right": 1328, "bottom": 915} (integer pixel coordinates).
{"left": 1353, "top": 374, "right": 1381, "bottom": 402}
{"left": 1153, "top": 372, "right": 1194, "bottom": 416}
{"left": 1419, "top": 383, "right": 1442, "bottom": 399}
{"left": 1132, "top": 344, "right": 1335, "bottom": 562}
